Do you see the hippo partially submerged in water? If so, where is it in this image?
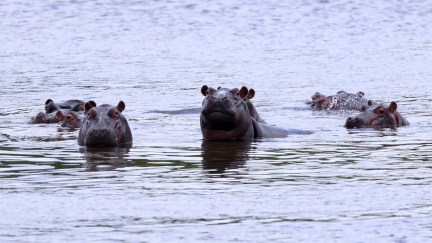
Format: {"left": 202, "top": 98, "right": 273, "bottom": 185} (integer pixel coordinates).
{"left": 29, "top": 99, "right": 85, "bottom": 124}
{"left": 56, "top": 101, "right": 97, "bottom": 129}
{"left": 78, "top": 101, "right": 132, "bottom": 147}
{"left": 200, "top": 85, "right": 300, "bottom": 140}
{"left": 310, "top": 91, "right": 375, "bottom": 111}
{"left": 345, "top": 101, "right": 409, "bottom": 129}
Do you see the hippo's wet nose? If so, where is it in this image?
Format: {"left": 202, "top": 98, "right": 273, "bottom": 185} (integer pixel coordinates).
{"left": 88, "top": 128, "right": 111, "bottom": 138}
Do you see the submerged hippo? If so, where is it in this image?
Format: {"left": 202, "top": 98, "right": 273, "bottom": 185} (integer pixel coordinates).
{"left": 310, "top": 91, "right": 374, "bottom": 111}
{"left": 345, "top": 101, "right": 409, "bottom": 129}
{"left": 45, "top": 99, "right": 84, "bottom": 113}
{"left": 55, "top": 101, "right": 96, "bottom": 129}
{"left": 200, "top": 85, "right": 292, "bottom": 140}
{"left": 29, "top": 99, "right": 85, "bottom": 124}
{"left": 78, "top": 101, "right": 132, "bottom": 147}
{"left": 29, "top": 112, "right": 59, "bottom": 124}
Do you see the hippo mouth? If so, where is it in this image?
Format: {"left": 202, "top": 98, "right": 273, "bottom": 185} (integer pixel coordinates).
{"left": 84, "top": 129, "right": 118, "bottom": 147}
{"left": 345, "top": 117, "right": 365, "bottom": 129}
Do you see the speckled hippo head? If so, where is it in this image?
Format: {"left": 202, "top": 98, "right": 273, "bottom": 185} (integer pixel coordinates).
{"left": 311, "top": 91, "right": 373, "bottom": 111}
{"left": 200, "top": 85, "right": 254, "bottom": 140}
{"left": 78, "top": 101, "right": 132, "bottom": 147}
{"left": 345, "top": 101, "right": 410, "bottom": 129}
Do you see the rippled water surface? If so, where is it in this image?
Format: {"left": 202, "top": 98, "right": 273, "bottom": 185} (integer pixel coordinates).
{"left": 1, "top": 0, "right": 432, "bottom": 242}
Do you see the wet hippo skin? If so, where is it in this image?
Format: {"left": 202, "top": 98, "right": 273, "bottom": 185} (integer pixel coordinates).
{"left": 78, "top": 101, "right": 132, "bottom": 147}
{"left": 200, "top": 85, "right": 291, "bottom": 140}
{"left": 310, "top": 91, "right": 375, "bottom": 111}
{"left": 345, "top": 101, "right": 409, "bottom": 128}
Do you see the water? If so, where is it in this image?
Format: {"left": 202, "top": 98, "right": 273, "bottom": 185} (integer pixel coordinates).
{"left": 1, "top": 0, "right": 432, "bottom": 242}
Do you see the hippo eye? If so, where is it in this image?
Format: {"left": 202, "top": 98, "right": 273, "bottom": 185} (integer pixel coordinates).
{"left": 379, "top": 109, "right": 385, "bottom": 114}
{"left": 87, "top": 110, "right": 95, "bottom": 119}
{"left": 66, "top": 114, "right": 72, "bottom": 121}
{"left": 111, "top": 109, "right": 120, "bottom": 119}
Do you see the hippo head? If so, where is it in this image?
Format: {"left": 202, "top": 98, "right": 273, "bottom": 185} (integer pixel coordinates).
{"left": 200, "top": 85, "right": 254, "bottom": 140}
{"left": 345, "top": 101, "right": 405, "bottom": 129}
{"left": 56, "top": 111, "right": 82, "bottom": 129}
{"left": 78, "top": 101, "right": 132, "bottom": 147}
{"left": 45, "top": 99, "right": 61, "bottom": 113}
{"left": 310, "top": 92, "right": 333, "bottom": 109}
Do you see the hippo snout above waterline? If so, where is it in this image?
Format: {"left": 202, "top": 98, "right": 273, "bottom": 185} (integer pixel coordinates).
{"left": 345, "top": 101, "right": 410, "bottom": 129}
{"left": 310, "top": 91, "right": 375, "bottom": 111}
{"left": 78, "top": 101, "right": 132, "bottom": 147}
{"left": 200, "top": 85, "right": 308, "bottom": 140}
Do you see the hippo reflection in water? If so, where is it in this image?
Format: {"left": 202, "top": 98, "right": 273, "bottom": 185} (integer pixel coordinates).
{"left": 78, "top": 101, "right": 132, "bottom": 147}
{"left": 345, "top": 101, "right": 410, "bottom": 129}
{"left": 310, "top": 91, "right": 375, "bottom": 111}
{"left": 200, "top": 85, "right": 308, "bottom": 140}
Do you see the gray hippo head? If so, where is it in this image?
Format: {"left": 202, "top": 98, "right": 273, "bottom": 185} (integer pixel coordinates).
{"left": 78, "top": 101, "right": 132, "bottom": 147}
{"left": 345, "top": 101, "right": 409, "bottom": 129}
{"left": 200, "top": 85, "right": 254, "bottom": 140}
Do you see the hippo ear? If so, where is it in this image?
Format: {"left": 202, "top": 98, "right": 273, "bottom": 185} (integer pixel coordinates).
{"left": 239, "top": 86, "right": 248, "bottom": 98}
{"left": 357, "top": 91, "right": 365, "bottom": 97}
{"left": 88, "top": 100, "right": 96, "bottom": 108}
{"left": 56, "top": 111, "right": 64, "bottom": 122}
{"left": 368, "top": 100, "right": 373, "bottom": 106}
{"left": 388, "top": 101, "right": 397, "bottom": 113}
{"left": 117, "top": 101, "right": 126, "bottom": 112}
{"left": 84, "top": 102, "right": 95, "bottom": 112}
{"left": 45, "top": 99, "right": 54, "bottom": 105}
{"left": 247, "top": 89, "right": 255, "bottom": 99}
{"left": 201, "top": 85, "right": 209, "bottom": 96}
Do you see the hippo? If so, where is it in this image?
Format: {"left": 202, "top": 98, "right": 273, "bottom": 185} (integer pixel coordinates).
{"left": 78, "top": 101, "right": 132, "bottom": 147}
{"left": 56, "top": 111, "right": 82, "bottom": 129}
{"left": 55, "top": 101, "right": 96, "bottom": 128}
{"left": 200, "top": 85, "right": 292, "bottom": 140}
{"left": 45, "top": 99, "right": 84, "bottom": 113}
{"left": 345, "top": 101, "right": 410, "bottom": 129}
{"left": 29, "top": 99, "right": 86, "bottom": 124}
{"left": 29, "top": 112, "right": 59, "bottom": 124}
{"left": 310, "top": 91, "right": 375, "bottom": 111}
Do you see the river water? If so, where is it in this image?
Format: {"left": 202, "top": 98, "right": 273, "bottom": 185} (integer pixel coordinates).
{"left": 1, "top": 0, "right": 432, "bottom": 242}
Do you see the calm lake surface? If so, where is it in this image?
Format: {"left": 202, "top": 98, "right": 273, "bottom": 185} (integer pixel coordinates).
{"left": 1, "top": 0, "right": 432, "bottom": 242}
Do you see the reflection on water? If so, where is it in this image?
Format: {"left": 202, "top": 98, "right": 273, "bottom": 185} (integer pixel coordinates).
{"left": 201, "top": 140, "right": 252, "bottom": 174}
{"left": 80, "top": 147, "right": 130, "bottom": 171}
{"left": 1, "top": 0, "right": 432, "bottom": 242}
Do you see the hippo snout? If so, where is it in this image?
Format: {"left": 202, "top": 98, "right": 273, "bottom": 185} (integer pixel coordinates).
{"left": 345, "top": 117, "right": 364, "bottom": 129}
{"left": 88, "top": 128, "right": 112, "bottom": 138}
{"left": 84, "top": 128, "right": 117, "bottom": 147}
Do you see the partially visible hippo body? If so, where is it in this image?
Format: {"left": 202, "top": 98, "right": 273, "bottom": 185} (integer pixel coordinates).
{"left": 200, "top": 85, "right": 290, "bottom": 140}
{"left": 345, "top": 101, "right": 409, "bottom": 129}
{"left": 78, "top": 101, "right": 132, "bottom": 147}
{"left": 241, "top": 87, "right": 266, "bottom": 124}
{"left": 29, "top": 112, "right": 59, "bottom": 124}
{"left": 45, "top": 99, "right": 84, "bottom": 113}
{"left": 56, "top": 111, "right": 83, "bottom": 129}
{"left": 310, "top": 91, "right": 375, "bottom": 111}
{"left": 55, "top": 101, "right": 96, "bottom": 128}
{"left": 29, "top": 99, "right": 85, "bottom": 124}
